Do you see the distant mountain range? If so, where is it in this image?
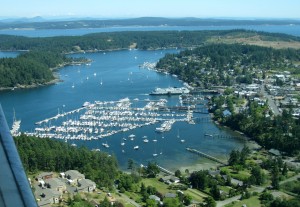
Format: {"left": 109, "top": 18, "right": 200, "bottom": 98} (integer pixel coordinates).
{"left": 0, "top": 17, "right": 299, "bottom": 30}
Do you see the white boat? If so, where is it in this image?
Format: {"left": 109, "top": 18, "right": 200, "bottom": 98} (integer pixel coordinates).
{"left": 102, "top": 142, "right": 109, "bottom": 148}
{"left": 205, "top": 133, "right": 213, "bottom": 137}
{"left": 143, "top": 139, "right": 149, "bottom": 143}
{"left": 153, "top": 139, "right": 157, "bottom": 142}
{"left": 153, "top": 153, "right": 158, "bottom": 157}
{"left": 180, "top": 139, "right": 185, "bottom": 143}
{"left": 82, "top": 102, "right": 91, "bottom": 107}
{"left": 129, "top": 134, "right": 135, "bottom": 140}
{"left": 71, "top": 143, "right": 77, "bottom": 147}
{"left": 129, "top": 134, "right": 135, "bottom": 138}
{"left": 11, "top": 109, "right": 21, "bottom": 136}
{"left": 121, "top": 142, "right": 125, "bottom": 146}
{"left": 133, "top": 146, "right": 139, "bottom": 150}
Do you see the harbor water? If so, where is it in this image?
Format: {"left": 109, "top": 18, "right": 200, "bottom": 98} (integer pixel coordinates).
{"left": 0, "top": 49, "right": 245, "bottom": 171}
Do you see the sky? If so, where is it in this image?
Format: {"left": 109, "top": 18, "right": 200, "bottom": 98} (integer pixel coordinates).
{"left": 1, "top": 0, "right": 300, "bottom": 19}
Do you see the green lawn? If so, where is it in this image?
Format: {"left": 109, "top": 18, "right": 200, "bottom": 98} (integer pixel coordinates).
{"left": 225, "top": 196, "right": 261, "bottom": 207}
{"left": 143, "top": 178, "right": 172, "bottom": 194}
{"left": 142, "top": 178, "right": 206, "bottom": 202}
{"left": 221, "top": 166, "right": 251, "bottom": 181}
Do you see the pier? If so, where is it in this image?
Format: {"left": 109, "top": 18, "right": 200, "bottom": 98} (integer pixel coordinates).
{"left": 157, "top": 165, "right": 174, "bottom": 176}
{"left": 190, "top": 88, "right": 219, "bottom": 94}
{"left": 186, "top": 148, "right": 227, "bottom": 165}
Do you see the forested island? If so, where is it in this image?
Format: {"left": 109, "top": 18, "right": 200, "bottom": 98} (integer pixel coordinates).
{"left": 1, "top": 29, "right": 300, "bottom": 89}
{"left": 0, "top": 17, "right": 300, "bottom": 30}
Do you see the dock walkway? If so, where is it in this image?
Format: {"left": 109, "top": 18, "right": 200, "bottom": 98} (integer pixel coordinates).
{"left": 186, "top": 148, "right": 227, "bottom": 165}
{"left": 157, "top": 165, "right": 174, "bottom": 176}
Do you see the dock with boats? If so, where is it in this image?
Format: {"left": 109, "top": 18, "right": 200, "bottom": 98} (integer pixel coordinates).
{"left": 26, "top": 97, "right": 197, "bottom": 142}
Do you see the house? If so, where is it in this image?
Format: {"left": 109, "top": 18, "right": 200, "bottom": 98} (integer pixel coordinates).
{"left": 36, "top": 188, "right": 62, "bottom": 205}
{"left": 46, "top": 178, "right": 66, "bottom": 193}
{"left": 65, "top": 170, "right": 85, "bottom": 183}
{"left": 37, "top": 172, "right": 54, "bottom": 181}
{"left": 208, "top": 170, "right": 220, "bottom": 178}
{"left": 159, "top": 175, "right": 180, "bottom": 184}
{"left": 149, "top": 195, "right": 160, "bottom": 203}
{"left": 59, "top": 172, "right": 65, "bottom": 178}
{"left": 222, "top": 109, "right": 232, "bottom": 117}
{"left": 231, "top": 178, "right": 243, "bottom": 187}
{"left": 269, "top": 149, "right": 281, "bottom": 156}
{"left": 164, "top": 193, "right": 176, "bottom": 198}
{"left": 77, "top": 179, "right": 96, "bottom": 193}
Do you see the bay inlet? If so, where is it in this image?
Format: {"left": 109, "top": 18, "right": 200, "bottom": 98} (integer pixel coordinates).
{"left": 1, "top": 49, "right": 246, "bottom": 171}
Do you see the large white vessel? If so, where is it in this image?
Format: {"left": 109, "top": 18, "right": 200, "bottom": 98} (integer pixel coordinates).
{"left": 150, "top": 87, "right": 190, "bottom": 95}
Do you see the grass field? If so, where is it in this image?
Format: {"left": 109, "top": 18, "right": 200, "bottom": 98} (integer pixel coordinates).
{"left": 142, "top": 178, "right": 206, "bottom": 202}
{"left": 207, "top": 35, "right": 300, "bottom": 49}
{"left": 225, "top": 196, "right": 262, "bottom": 207}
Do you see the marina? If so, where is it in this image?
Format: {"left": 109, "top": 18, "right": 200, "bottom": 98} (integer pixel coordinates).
{"left": 2, "top": 49, "right": 246, "bottom": 170}
{"left": 27, "top": 98, "right": 191, "bottom": 142}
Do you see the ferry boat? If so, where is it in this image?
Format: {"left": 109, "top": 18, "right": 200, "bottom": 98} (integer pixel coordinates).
{"left": 150, "top": 87, "right": 190, "bottom": 95}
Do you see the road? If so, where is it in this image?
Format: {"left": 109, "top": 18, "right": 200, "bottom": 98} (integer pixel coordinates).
{"left": 279, "top": 173, "right": 300, "bottom": 185}
{"left": 117, "top": 190, "right": 141, "bottom": 207}
{"left": 216, "top": 174, "right": 300, "bottom": 207}
{"left": 216, "top": 186, "right": 264, "bottom": 207}
{"left": 260, "top": 83, "right": 281, "bottom": 115}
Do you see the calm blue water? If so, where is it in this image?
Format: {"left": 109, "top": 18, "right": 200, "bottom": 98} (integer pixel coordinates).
{"left": 0, "top": 51, "right": 20, "bottom": 58}
{"left": 0, "top": 49, "right": 245, "bottom": 170}
{"left": 0, "top": 25, "right": 300, "bottom": 37}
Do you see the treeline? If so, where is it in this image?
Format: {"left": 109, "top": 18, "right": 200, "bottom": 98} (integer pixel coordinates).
{"left": 14, "top": 134, "right": 119, "bottom": 188}
{"left": 0, "top": 30, "right": 299, "bottom": 52}
{"left": 0, "top": 30, "right": 299, "bottom": 88}
{"left": 0, "top": 30, "right": 216, "bottom": 52}
{"left": 156, "top": 43, "right": 300, "bottom": 87}
{"left": 0, "top": 50, "right": 85, "bottom": 88}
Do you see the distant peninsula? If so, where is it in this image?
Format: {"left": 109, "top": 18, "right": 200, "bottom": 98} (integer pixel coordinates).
{"left": 0, "top": 17, "right": 300, "bottom": 30}
{"left": 1, "top": 29, "right": 300, "bottom": 89}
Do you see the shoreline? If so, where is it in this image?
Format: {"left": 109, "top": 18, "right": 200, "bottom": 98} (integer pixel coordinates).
{"left": 0, "top": 59, "right": 91, "bottom": 91}
{"left": 0, "top": 77, "right": 62, "bottom": 91}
